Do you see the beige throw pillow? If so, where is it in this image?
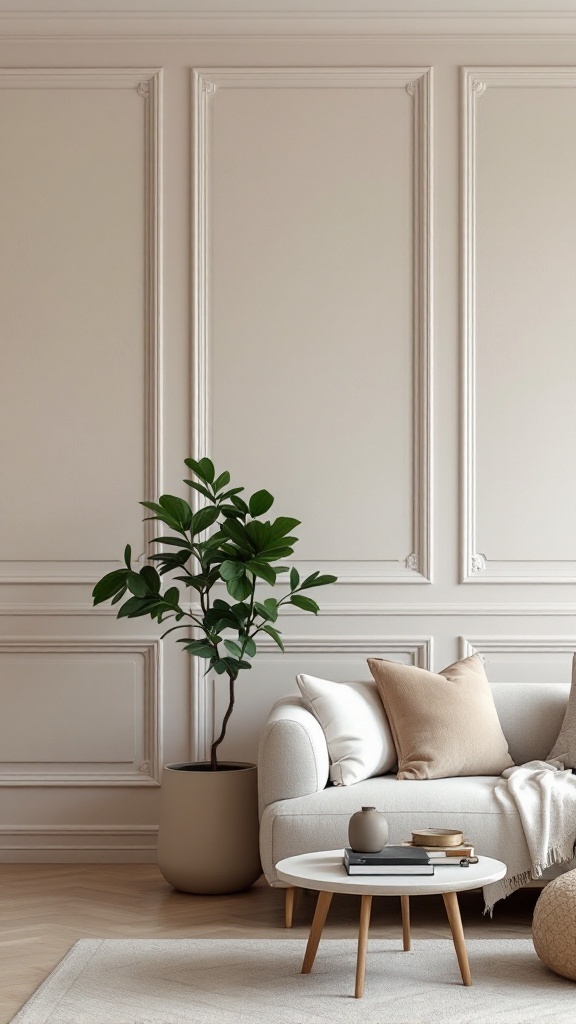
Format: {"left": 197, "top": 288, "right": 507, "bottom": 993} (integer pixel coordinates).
{"left": 367, "top": 653, "right": 514, "bottom": 780}
{"left": 547, "top": 655, "right": 576, "bottom": 769}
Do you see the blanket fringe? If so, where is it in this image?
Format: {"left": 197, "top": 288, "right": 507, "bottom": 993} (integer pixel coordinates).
{"left": 483, "top": 838, "right": 576, "bottom": 916}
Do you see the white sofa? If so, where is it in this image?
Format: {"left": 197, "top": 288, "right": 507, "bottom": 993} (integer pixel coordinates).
{"left": 258, "top": 679, "right": 572, "bottom": 921}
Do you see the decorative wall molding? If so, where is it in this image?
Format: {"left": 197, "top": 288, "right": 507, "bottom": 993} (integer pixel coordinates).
{"left": 193, "top": 633, "right": 431, "bottom": 759}
{"left": 192, "top": 66, "right": 433, "bottom": 585}
{"left": 0, "top": 67, "right": 163, "bottom": 584}
{"left": 5, "top": 11, "right": 576, "bottom": 42}
{"left": 460, "top": 66, "right": 576, "bottom": 584}
{"left": 459, "top": 635, "right": 576, "bottom": 660}
{"left": 0, "top": 638, "right": 162, "bottom": 786}
{"left": 6, "top": 601, "right": 576, "bottom": 617}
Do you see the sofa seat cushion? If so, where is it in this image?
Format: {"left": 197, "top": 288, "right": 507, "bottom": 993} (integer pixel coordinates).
{"left": 260, "top": 775, "right": 530, "bottom": 886}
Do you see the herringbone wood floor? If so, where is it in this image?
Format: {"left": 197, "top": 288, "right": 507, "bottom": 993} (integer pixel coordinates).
{"left": 0, "top": 865, "right": 540, "bottom": 1023}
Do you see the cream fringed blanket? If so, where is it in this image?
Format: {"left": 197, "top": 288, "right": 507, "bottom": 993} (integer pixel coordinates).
{"left": 483, "top": 760, "right": 576, "bottom": 914}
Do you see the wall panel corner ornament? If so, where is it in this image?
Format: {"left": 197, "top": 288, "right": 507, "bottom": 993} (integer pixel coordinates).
{"left": 0, "top": 67, "right": 163, "bottom": 584}
{"left": 460, "top": 66, "right": 576, "bottom": 584}
{"left": 192, "top": 66, "right": 433, "bottom": 585}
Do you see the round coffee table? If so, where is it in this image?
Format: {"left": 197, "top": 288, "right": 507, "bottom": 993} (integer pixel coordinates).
{"left": 276, "top": 850, "right": 506, "bottom": 998}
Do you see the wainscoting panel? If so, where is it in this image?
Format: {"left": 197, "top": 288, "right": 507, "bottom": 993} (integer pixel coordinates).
{"left": 194, "top": 67, "right": 432, "bottom": 584}
{"left": 0, "top": 69, "right": 162, "bottom": 583}
{"left": 0, "top": 639, "right": 161, "bottom": 785}
{"left": 461, "top": 67, "right": 576, "bottom": 583}
{"left": 212, "top": 635, "right": 431, "bottom": 763}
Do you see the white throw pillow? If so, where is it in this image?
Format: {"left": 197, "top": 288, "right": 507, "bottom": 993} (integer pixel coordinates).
{"left": 296, "top": 674, "right": 396, "bottom": 786}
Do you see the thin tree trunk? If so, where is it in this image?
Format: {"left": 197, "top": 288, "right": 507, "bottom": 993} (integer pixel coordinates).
{"left": 210, "top": 672, "right": 236, "bottom": 770}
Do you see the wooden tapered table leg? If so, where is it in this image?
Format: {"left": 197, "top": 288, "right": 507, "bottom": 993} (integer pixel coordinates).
{"left": 285, "top": 887, "right": 297, "bottom": 928}
{"left": 301, "top": 890, "right": 333, "bottom": 974}
{"left": 355, "top": 894, "right": 373, "bottom": 998}
{"left": 442, "top": 891, "right": 472, "bottom": 986}
{"left": 400, "top": 895, "right": 411, "bottom": 951}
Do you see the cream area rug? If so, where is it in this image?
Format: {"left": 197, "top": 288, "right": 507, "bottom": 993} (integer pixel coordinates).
{"left": 10, "top": 938, "right": 576, "bottom": 1024}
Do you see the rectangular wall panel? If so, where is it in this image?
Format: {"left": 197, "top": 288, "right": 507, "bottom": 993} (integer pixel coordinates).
{"left": 0, "top": 70, "right": 161, "bottom": 582}
{"left": 193, "top": 68, "right": 432, "bottom": 585}
{"left": 0, "top": 639, "right": 161, "bottom": 785}
{"left": 209, "top": 635, "right": 431, "bottom": 762}
{"left": 462, "top": 67, "right": 576, "bottom": 582}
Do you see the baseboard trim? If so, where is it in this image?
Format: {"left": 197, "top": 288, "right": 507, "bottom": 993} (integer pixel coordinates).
{"left": 0, "top": 825, "right": 159, "bottom": 863}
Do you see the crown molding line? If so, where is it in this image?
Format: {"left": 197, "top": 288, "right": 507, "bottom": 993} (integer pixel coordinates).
{"left": 0, "top": 637, "right": 162, "bottom": 787}
{"left": 193, "top": 632, "right": 432, "bottom": 759}
{"left": 192, "top": 65, "right": 433, "bottom": 585}
{"left": 460, "top": 65, "right": 576, "bottom": 585}
{"left": 6, "top": 11, "right": 576, "bottom": 40}
{"left": 0, "top": 67, "right": 163, "bottom": 585}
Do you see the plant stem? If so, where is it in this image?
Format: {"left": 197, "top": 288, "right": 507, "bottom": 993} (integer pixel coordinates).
{"left": 210, "top": 672, "right": 236, "bottom": 770}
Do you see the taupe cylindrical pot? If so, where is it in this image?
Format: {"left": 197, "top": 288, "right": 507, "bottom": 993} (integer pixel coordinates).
{"left": 157, "top": 762, "right": 262, "bottom": 895}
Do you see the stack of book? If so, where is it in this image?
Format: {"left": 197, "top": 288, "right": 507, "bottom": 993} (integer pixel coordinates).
{"left": 400, "top": 839, "right": 476, "bottom": 865}
{"left": 343, "top": 846, "right": 434, "bottom": 876}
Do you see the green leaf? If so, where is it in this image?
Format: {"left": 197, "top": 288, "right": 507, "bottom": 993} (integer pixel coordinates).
{"left": 224, "top": 639, "right": 243, "bottom": 658}
{"left": 163, "top": 587, "right": 181, "bottom": 607}
{"left": 183, "top": 640, "right": 216, "bottom": 658}
{"left": 230, "top": 602, "right": 251, "bottom": 622}
{"left": 213, "top": 470, "right": 231, "bottom": 492}
{"left": 124, "top": 544, "right": 132, "bottom": 569}
{"left": 246, "top": 559, "right": 276, "bottom": 585}
{"left": 300, "top": 573, "right": 338, "bottom": 589}
{"left": 254, "top": 597, "right": 279, "bottom": 622}
{"left": 249, "top": 489, "right": 274, "bottom": 517}
{"left": 219, "top": 559, "right": 247, "bottom": 582}
{"left": 230, "top": 494, "right": 249, "bottom": 515}
{"left": 212, "top": 658, "right": 228, "bottom": 675}
{"left": 191, "top": 505, "right": 220, "bottom": 535}
{"left": 270, "top": 516, "right": 300, "bottom": 540}
{"left": 92, "top": 569, "right": 129, "bottom": 605}
{"left": 221, "top": 519, "right": 255, "bottom": 553}
{"left": 111, "top": 585, "right": 127, "bottom": 606}
{"left": 127, "top": 571, "right": 148, "bottom": 597}
{"left": 289, "top": 567, "right": 300, "bottom": 591}
{"left": 245, "top": 520, "right": 272, "bottom": 553}
{"left": 290, "top": 594, "right": 319, "bottom": 614}
{"left": 242, "top": 636, "right": 257, "bottom": 658}
{"left": 116, "top": 595, "right": 157, "bottom": 619}
{"left": 226, "top": 574, "right": 253, "bottom": 601}
{"left": 261, "top": 624, "right": 285, "bottom": 651}
{"left": 158, "top": 494, "right": 193, "bottom": 530}
{"left": 183, "top": 479, "right": 214, "bottom": 502}
{"left": 198, "top": 457, "right": 215, "bottom": 483}
{"left": 222, "top": 657, "right": 251, "bottom": 673}
{"left": 150, "top": 536, "right": 194, "bottom": 549}
{"left": 140, "top": 566, "right": 161, "bottom": 593}
{"left": 184, "top": 457, "right": 215, "bottom": 484}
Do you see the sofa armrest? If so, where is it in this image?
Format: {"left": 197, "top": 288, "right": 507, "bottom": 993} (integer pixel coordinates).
{"left": 257, "top": 697, "right": 329, "bottom": 817}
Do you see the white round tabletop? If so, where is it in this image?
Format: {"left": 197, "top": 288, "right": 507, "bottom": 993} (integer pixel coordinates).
{"left": 276, "top": 850, "right": 506, "bottom": 897}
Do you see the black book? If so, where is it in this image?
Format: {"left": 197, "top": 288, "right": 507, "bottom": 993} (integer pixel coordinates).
{"left": 344, "top": 846, "right": 430, "bottom": 866}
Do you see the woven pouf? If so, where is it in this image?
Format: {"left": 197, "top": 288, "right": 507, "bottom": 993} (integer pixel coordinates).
{"left": 533, "top": 870, "right": 576, "bottom": 981}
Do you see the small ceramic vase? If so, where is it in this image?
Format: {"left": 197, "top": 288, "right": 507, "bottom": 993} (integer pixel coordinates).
{"left": 348, "top": 806, "right": 389, "bottom": 853}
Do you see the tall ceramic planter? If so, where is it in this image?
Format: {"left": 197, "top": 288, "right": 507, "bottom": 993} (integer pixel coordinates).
{"left": 157, "top": 761, "right": 262, "bottom": 895}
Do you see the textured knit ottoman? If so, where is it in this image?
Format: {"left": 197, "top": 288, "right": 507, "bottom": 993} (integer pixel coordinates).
{"left": 533, "top": 871, "right": 576, "bottom": 981}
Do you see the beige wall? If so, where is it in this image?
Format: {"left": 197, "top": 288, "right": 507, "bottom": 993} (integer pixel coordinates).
{"left": 1, "top": 14, "right": 576, "bottom": 860}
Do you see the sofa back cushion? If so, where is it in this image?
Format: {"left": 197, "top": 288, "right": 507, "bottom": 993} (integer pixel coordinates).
{"left": 296, "top": 674, "right": 396, "bottom": 786}
{"left": 492, "top": 682, "right": 570, "bottom": 766}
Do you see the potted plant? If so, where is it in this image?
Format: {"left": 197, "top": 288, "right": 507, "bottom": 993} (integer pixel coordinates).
{"left": 93, "top": 456, "right": 336, "bottom": 894}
